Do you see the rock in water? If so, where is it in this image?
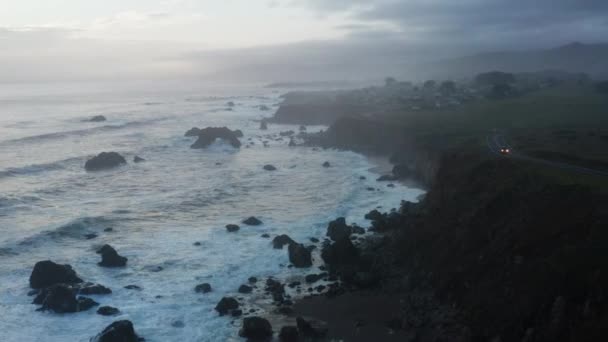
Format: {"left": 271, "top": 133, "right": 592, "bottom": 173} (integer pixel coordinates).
{"left": 238, "top": 285, "right": 253, "bottom": 294}
{"left": 272, "top": 235, "right": 295, "bottom": 249}
{"left": 288, "top": 243, "right": 312, "bottom": 268}
{"left": 97, "top": 306, "right": 120, "bottom": 316}
{"left": 242, "top": 217, "right": 263, "bottom": 226}
{"left": 97, "top": 245, "right": 128, "bottom": 267}
{"left": 296, "top": 317, "right": 328, "bottom": 338}
{"left": 133, "top": 156, "right": 145, "bottom": 163}
{"left": 226, "top": 224, "right": 240, "bottom": 232}
{"left": 185, "top": 127, "right": 201, "bottom": 137}
{"left": 85, "top": 152, "right": 127, "bottom": 171}
{"left": 322, "top": 161, "right": 331, "bottom": 168}
{"left": 29, "top": 260, "right": 83, "bottom": 289}
{"left": 195, "top": 283, "right": 212, "bottom": 293}
{"left": 233, "top": 129, "right": 244, "bottom": 138}
{"left": 288, "top": 138, "right": 296, "bottom": 147}
{"left": 263, "top": 164, "right": 277, "bottom": 171}
{"left": 260, "top": 120, "right": 268, "bottom": 130}
{"left": 190, "top": 127, "right": 241, "bottom": 149}
{"left": 91, "top": 320, "right": 142, "bottom": 342}
{"left": 89, "top": 115, "right": 107, "bottom": 122}
{"left": 326, "top": 217, "right": 351, "bottom": 241}
{"left": 239, "top": 317, "right": 273, "bottom": 340}
{"left": 35, "top": 284, "right": 98, "bottom": 313}
{"left": 215, "top": 297, "right": 239, "bottom": 316}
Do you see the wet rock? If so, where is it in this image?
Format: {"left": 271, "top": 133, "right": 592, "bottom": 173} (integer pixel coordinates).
{"left": 89, "top": 115, "right": 107, "bottom": 122}
{"left": 321, "top": 237, "right": 359, "bottom": 267}
{"left": 104, "top": 227, "right": 114, "bottom": 232}
{"left": 227, "top": 101, "right": 235, "bottom": 107}
{"left": 280, "top": 130, "right": 295, "bottom": 137}
{"left": 233, "top": 129, "right": 244, "bottom": 138}
{"left": 190, "top": 127, "right": 241, "bottom": 149}
{"left": 194, "top": 242, "right": 202, "bottom": 246}
{"left": 133, "top": 156, "right": 146, "bottom": 163}
{"left": 97, "top": 306, "right": 120, "bottom": 316}
{"left": 305, "top": 274, "right": 324, "bottom": 283}
{"left": 326, "top": 217, "right": 351, "bottom": 241}
{"left": 260, "top": 120, "right": 268, "bottom": 130}
{"left": 85, "top": 233, "right": 98, "bottom": 240}
{"left": 238, "top": 285, "right": 253, "bottom": 294}
{"left": 351, "top": 225, "right": 366, "bottom": 235}
{"left": 243, "top": 217, "right": 263, "bottom": 226}
{"left": 322, "top": 161, "right": 331, "bottom": 168}
{"left": 171, "top": 320, "right": 185, "bottom": 328}
{"left": 272, "top": 235, "right": 295, "bottom": 249}
{"left": 226, "top": 224, "right": 240, "bottom": 232}
{"left": 124, "top": 285, "right": 142, "bottom": 291}
{"left": 248, "top": 277, "right": 258, "bottom": 284}
{"left": 97, "top": 244, "right": 128, "bottom": 267}
{"left": 364, "top": 209, "right": 383, "bottom": 221}
{"left": 195, "top": 283, "right": 212, "bottom": 294}
{"left": 279, "top": 326, "right": 299, "bottom": 342}
{"left": 310, "top": 237, "right": 319, "bottom": 243}
{"left": 265, "top": 278, "right": 285, "bottom": 303}
{"left": 377, "top": 174, "right": 397, "bottom": 182}
{"left": 91, "top": 320, "right": 142, "bottom": 342}
{"left": 35, "top": 284, "right": 98, "bottom": 313}
{"left": 288, "top": 243, "right": 312, "bottom": 268}
{"left": 263, "top": 164, "right": 277, "bottom": 171}
{"left": 261, "top": 234, "right": 270, "bottom": 238}
{"left": 239, "top": 317, "right": 273, "bottom": 340}
{"left": 85, "top": 152, "right": 127, "bottom": 171}
{"left": 78, "top": 283, "right": 112, "bottom": 295}
{"left": 296, "top": 317, "right": 328, "bottom": 339}
{"left": 185, "top": 127, "right": 201, "bottom": 137}
{"left": 29, "top": 260, "right": 83, "bottom": 289}
{"left": 232, "top": 309, "right": 243, "bottom": 317}
{"left": 215, "top": 297, "right": 239, "bottom": 316}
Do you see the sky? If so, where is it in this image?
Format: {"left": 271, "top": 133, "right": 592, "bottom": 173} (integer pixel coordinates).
{"left": 1, "top": 0, "right": 607, "bottom": 82}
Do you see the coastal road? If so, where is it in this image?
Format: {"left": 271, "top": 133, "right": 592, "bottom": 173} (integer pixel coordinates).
{"left": 486, "top": 132, "right": 608, "bottom": 177}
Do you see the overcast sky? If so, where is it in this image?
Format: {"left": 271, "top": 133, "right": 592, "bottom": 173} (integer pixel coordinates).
{"left": 1, "top": 0, "right": 607, "bottom": 82}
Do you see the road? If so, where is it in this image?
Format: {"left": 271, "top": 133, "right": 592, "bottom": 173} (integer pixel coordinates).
{"left": 486, "top": 133, "right": 608, "bottom": 177}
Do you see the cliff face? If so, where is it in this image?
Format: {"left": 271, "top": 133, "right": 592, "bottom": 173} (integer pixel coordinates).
{"left": 396, "top": 152, "right": 608, "bottom": 341}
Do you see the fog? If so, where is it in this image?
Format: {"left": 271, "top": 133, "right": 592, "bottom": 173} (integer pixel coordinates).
{"left": 2, "top": 0, "right": 608, "bottom": 83}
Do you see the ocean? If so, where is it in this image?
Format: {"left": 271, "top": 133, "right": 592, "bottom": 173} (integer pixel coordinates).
{"left": 0, "top": 81, "right": 424, "bottom": 341}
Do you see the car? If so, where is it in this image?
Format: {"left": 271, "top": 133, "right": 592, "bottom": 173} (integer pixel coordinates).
{"left": 499, "top": 147, "right": 511, "bottom": 155}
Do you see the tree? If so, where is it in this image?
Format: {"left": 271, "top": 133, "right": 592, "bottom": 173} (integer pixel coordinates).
{"left": 475, "top": 71, "right": 516, "bottom": 86}
{"left": 384, "top": 77, "right": 397, "bottom": 87}
{"left": 439, "top": 81, "right": 456, "bottom": 95}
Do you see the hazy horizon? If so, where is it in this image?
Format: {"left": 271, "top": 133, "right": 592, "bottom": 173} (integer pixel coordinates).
{"left": 2, "top": 0, "right": 608, "bottom": 83}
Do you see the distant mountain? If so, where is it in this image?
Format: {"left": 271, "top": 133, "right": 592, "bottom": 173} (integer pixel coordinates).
{"left": 428, "top": 42, "right": 608, "bottom": 79}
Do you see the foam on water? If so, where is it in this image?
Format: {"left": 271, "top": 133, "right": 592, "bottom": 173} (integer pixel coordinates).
{"left": 0, "top": 82, "right": 424, "bottom": 342}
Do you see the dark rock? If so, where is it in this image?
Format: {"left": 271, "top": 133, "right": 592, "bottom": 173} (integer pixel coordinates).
{"left": 195, "top": 283, "right": 212, "bottom": 293}
{"left": 260, "top": 120, "right": 268, "bottom": 130}
{"left": 89, "top": 115, "right": 107, "bottom": 122}
{"left": 190, "top": 127, "right": 241, "bottom": 149}
{"left": 277, "top": 306, "right": 293, "bottom": 315}
{"left": 392, "top": 163, "right": 412, "bottom": 178}
{"left": 232, "top": 309, "right": 243, "bottom": 317}
{"left": 226, "top": 224, "right": 240, "bottom": 232}
{"left": 243, "top": 217, "right": 263, "bottom": 226}
{"left": 171, "top": 320, "right": 185, "bottom": 328}
{"left": 215, "top": 297, "right": 239, "bottom": 316}
{"left": 288, "top": 138, "right": 296, "bottom": 147}
{"left": 248, "top": 277, "right": 258, "bottom": 284}
{"left": 305, "top": 274, "right": 323, "bottom": 283}
{"left": 288, "top": 281, "right": 301, "bottom": 288}
{"left": 273, "top": 235, "right": 295, "bottom": 249}
{"left": 233, "top": 129, "right": 244, "bottom": 138}
{"left": 239, "top": 317, "right": 273, "bottom": 340}
{"left": 97, "top": 244, "right": 128, "bottom": 267}
{"left": 288, "top": 243, "right": 312, "bottom": 268}
{"left": 265, "top": 278, "right": 285, "bottom": 303}
{"left": 144, "top": 265, "right": 163, "bottom": 272}
{"left": 279, "top": 326, "right": 299, "bottom": 342}
{"left": 238, "top": 285, "right": 253, "bottom": 294}
{"left": 310, "top": 237, "right": 319, "bottom": 243}
{"left": 35, "top": 284, "right": 98, "bottom": 313}
{"left": 296, "top": 317, "right": 328, "bottom": 339}
{"left": 29, "top": 260, "right": 83, "bottom": 289}
{"left": 185, "top": 127, "right": 201, "bottom": 137}
{"left": 322, "top": 161, "right": 331, "bottom": 168}
{"left": 365, "top": 209, "right": 383, "bottom": 221}
{"left": 124, "top": 285, "right": 142, "bottom": 290}
{"left": 133, "top": 156, "right": 146, "bottom": 163}
{"left": 78, "top": 283, "right": 112, "bottom": 295}
{"left": 97, "top": 306, "right": 120, "bottom": 316}
{"left": 359, "top": 176, "right": 367, "bottom": 180}
{"left": 376, "top": 174, "right": 397, "bottom": 182}
{"left": 91, "top": 320, "right": 142, "bottom": 342}
{"left": 280, "top": 130, "right": 295, "bottom": 137}
{"left": 104, "top": 227, "right": 114, "bottom": 232}
{"left": 326, "top": 217, "right": 351, "bottom": 241}
{"left": 351, "top": 225, "right": 366, "bottom": 235}
{"left": 321, "top": 237, "right": 359, "bottom": 267}
{"left": 85, "top": 152, "right": 127, "bottom": 171}
{"left": 263, "top": 164, "right": 277, "bottom": 171}
{"left": 227, "top": 101, "right": 235, "bottom": 107}
{"left": 261, "top": 234, "right": 270, "bottom": 238}
{"left": 194, "top": 242, "right": 202, "bottom": 246}
{"left": 85, "top": 233, "right": 98, "bottom": 240}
